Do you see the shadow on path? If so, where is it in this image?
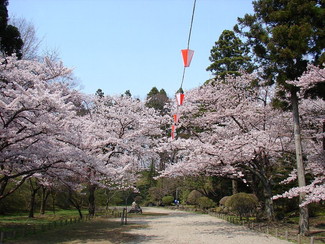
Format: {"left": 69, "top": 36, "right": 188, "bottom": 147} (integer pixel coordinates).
{"left": 6, "top": 218, "right": 149, "bottom": 244}
{"left": 6, "top": 208, "right": 290, "bottom": 244}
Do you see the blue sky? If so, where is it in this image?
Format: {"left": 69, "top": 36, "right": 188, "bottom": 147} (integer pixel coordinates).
{"left": 8, "top": 0, "right": 254, "bottom": 99}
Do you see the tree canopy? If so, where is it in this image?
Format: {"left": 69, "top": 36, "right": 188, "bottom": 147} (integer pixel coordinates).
{"left": 206, "top": 30, "right": 253, "bottom": 79}
{"left": 145, "top": 87, "right": 169, "bottom": 113}
{"left": 1, "top": 1, "right": 324, "bottom": 236}
{"left": 0, "top": 0, "right": 23, "bottom": 58}
{"left": 234, "top": 0, "right": 324, "bottom": 86}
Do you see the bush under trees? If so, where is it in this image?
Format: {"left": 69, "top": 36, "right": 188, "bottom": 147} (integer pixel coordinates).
{"left": 162, "top": 196, "right": 174, "bottom": 206}
{"left": 219, "top": 196, "right": 229, "bottom": 206}
{"left": 186, "top": 190, "right": 203, "bottom": 205}
{"left": 225, "top": 193, "right": 258, "bottom": 220}
{"left": 197, "top": 197, "right": 215, "bottom": 210}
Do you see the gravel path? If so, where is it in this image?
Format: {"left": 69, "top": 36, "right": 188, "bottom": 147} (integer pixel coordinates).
{"left": 9, "top": 207, "right": 291, "bottom": 244}
{"left": 125, "top": 207, "right": 290, "bottom": 244}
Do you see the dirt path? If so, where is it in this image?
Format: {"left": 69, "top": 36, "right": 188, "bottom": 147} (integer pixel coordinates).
{"left": 125, "top": 207, "right": 290, "bottom": 244}
{"left": 9, "top": 207, "right": 290, "bottom": 244}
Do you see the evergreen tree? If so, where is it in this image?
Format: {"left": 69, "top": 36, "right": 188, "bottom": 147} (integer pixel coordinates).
{"left": 206, "top": 30, "right": 253, "bottom": 79}
{"left": 124, "top": 90, "right": 132, "bottom": 97}
{"left": 0, "top": 0, "right": 23, "bottom": 58}
{"left": 95, "top": 88, "right": 104, "bottom": 98}
{"left": 145, "top": 87, "right": 169, "bottom": 113}
{"left": 234, "top": 0, "right": 324, "bottom": 235}
{"left": 0, "top": 0, "right": 8, "bottom": 34}
{"left": 159, "top": 88, "right": 167, "bottom": 97}
{"left": 147, "top": 87, "right": 159, "bottom": 97}
{"left": 234, "top": 0, "right": 324, "bottom": 86}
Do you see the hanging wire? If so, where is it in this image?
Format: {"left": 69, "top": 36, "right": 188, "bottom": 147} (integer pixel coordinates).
{"left": 179, "top": 0, "right": 197, "bottom": 90}
{"left": 187, "top": 0, "right": 197, "bottom": 50}
{"left": 172, "top": 0, "right": 197, "bottom": 140}
{"left": 180, "top": 67, "right": 186, "bottom": 90}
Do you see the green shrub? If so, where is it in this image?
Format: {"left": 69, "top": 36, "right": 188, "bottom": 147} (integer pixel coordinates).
{"left": 214, "top": 205, "right": 229, "bottom": 214}
{"left": 186, "top": 190, "right": 203, "bottom": 205}
{"left": 219, "top": 196, "right": 229, "bottom": 206}
{"left": 214, "top": 206, "right": 223, "bottom": 213}
{"left": 197, "top": 196, "right": 215, "bottom": 209}
{"left": 225, "top": 193, "right": 258, "bottom": 220}
{"left": 162, "top": 196, "right": 174, "bottom": 206}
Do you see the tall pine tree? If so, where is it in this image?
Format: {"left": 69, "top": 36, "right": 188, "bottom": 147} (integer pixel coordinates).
{"left": 145, "top": 87, "right": 169, "bottom": 114}
{"left": 0, "top": 0, "right": 23, "bottom": 58}
{"left": 206, "top": 30, "right": 253, "bottom": 79}
{"left": 234, "top": 0, "right": 324, "bottom": 235}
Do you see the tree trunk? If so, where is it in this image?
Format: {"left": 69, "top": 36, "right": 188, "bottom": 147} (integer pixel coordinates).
{"left": 68, "top": 189, "right": 83, "bottom": 219}
{"left": 0, "top": 177, "right": 9, "bottom": 199}
{"left": 232, "top": 180, "right": 238, "bottom": 195}
{"left": 320, "top": 118, "right": 325, "bottom": 233}
{"left": 28, "top": 180, "right": 41, "bottom": 218}
{"left": 88, "top": 184, "right": 96, "bottom": 216}
{"left": 246, "top": 164, "right": 275, "bottom": 221}
{"left": 249, "top": 174, "right": 260, "bottom": 199}
{"left": 105, "top": 189, "right": 111, "bottom": 211}
{"left": 291, "top": 91, "right": 309, "bottom": 235}
{"left": 51, "top": 191, "right": 56, "bottom": 214}
{"left": 29, "top": 191, "right": 36, "bottom": 218}
{"left": 69, "top": 198, "right": 83, "bottom": 219}
{"left": 77, "top": 207, "right": 83, "bottom": 219}
{"left": 40, "top": 186, "right": 50, "bottom": 215}
{"left": 263, "top": 183, "right": 275, "bottom": 222}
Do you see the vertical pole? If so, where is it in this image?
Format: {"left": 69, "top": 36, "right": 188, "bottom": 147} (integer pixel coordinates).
{"left": 310, "top": 236, "right": 314, "bottom": 244}
{"left": 121, "top": 209, "right": 124, "bottom": 225}
{"left": 232, "top": 180, "right": 238, "bottom": 195}
{"left": 322, "top": 120, "right": 325, "bottom": 151}
{"left": 298, "top": 234, "right": 302, "bottom": 244}
{"left": 291, "top": 91, "right": 309, "bottom": 235}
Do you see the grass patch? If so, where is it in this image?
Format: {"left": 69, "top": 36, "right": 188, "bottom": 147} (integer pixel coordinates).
{"left": 0, "top": 208, "right": 169, "bottom": 243}
{"left": 6, "top": 217, "right": 148, "bottom": 244}
{"left": 0, "top": 209, "right": 87, "bottom": 233}
{"left": 0, "top": 209, "right": 86, "bottom": 222}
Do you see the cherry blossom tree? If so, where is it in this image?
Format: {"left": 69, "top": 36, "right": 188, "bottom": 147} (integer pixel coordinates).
{"left": 273, "top": 65, "right": 325, "bottom": 206}
{"left": 0, "top": 55, "right": 89, "bottom": 202}
{"left": 159, "top": 66, "right": 324, "bottom": 222}
{"left": 74, "top": 94, "right": 166, "bottom": 215}
{"left": 159, "top": 74, "right": 295, "bottom": 221}
{"left": 1, "top": 55, "right": 167, "bottom": 216}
